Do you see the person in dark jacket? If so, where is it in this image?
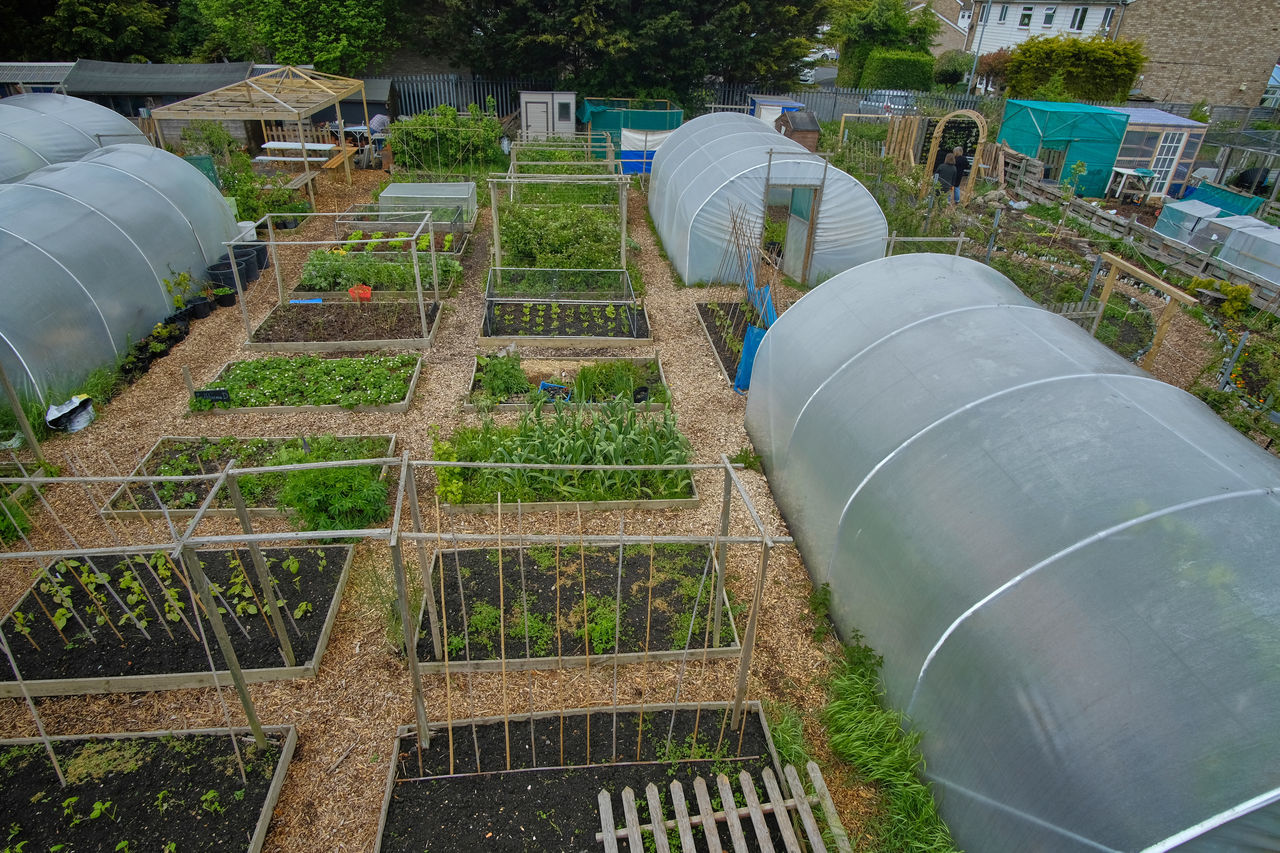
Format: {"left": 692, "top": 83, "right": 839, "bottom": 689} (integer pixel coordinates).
{"left": 935, "top": 153, "right": 959, "bottom": 203}
{"left": 952, "top": 145, "right": 970, "bottom": 188}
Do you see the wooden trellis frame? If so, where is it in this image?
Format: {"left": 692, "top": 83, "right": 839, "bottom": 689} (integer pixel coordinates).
{"left": 919, "top": 109, "right": 989, "bottom": 205}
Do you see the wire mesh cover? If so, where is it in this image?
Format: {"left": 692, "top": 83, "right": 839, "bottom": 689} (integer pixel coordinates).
{"left": 0, "top": 93, "right": 148, "bottom": 184}
{"left": 647, "top": 112, "right": 887, "bottom": 287}
{"left": 0, "top": 144, "right": 236, "bottom": 403}
{"left": 744, "top": 253, "right": 1280, "bottom": 852}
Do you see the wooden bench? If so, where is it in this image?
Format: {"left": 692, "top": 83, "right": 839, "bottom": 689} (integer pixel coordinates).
{"left": 322, "top": 147, "right": 357, "bottom": 170}
{"left": 284, "top": 171, "right": 319, "bottom": 191}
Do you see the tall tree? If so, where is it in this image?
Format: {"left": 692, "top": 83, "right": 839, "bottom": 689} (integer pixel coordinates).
{"left": 431, "top": 0, "right": 827, "bottom": 105}
{"left": 44, "top": 0, "right": 170, "bottom": 62}
{"left": 191, "top": 0, "right": 394, "bottom": 73}
{"left": 830, "top": 0, "right": 939, "bottom": 87}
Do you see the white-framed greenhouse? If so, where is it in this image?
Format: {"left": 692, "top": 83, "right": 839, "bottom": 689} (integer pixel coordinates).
{"left": 0, "top": 93, "right": 147, "bottom": 183}
{"left": 744, "top": 253, "right": 1280, "bottom": 852}
{"left": 648, "top": 112, "right": 886, "bottom": 286}
{"left": 0, "top": 144, "right": 237, "bottom": 402}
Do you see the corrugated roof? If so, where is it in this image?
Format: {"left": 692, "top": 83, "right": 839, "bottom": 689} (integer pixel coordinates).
{"left": 1110, "top": 107, "right": 1205, "bottom": 128}
{"left": 63, "top": 60, "right": 253, "bottom": 95}
{"left": 780, "top": 110, "right": 820, "bottom": 132}
{"left": 0, "top": 63, "right": 75, "bottom": 84}
{"left": 345, "top": 78, "right": 392, "bottom": 102}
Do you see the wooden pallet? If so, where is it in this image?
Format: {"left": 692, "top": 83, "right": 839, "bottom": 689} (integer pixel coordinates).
{"left": 597, "top": 761, "right": 851, "bottom": 853}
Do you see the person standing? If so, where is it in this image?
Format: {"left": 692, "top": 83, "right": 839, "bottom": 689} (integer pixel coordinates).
{"left": 952, "top": 145, "right": 970, "bottom": 202}
{"left": 935, "top": 153, "right": 959, "bottom": 204}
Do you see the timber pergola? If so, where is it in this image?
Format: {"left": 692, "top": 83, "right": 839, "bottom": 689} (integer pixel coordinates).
{"left": 151, "top": 66, "right": 369, "bottom": 205}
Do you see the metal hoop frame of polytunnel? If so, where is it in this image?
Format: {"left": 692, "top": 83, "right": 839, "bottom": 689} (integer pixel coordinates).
{"left": 648, "top": 112, "right": 888, "bottom": 288}
{"left": 0, "top": 144, "right": 237, "bottom": 405}
{"left": 0, "top": 453, "right": 788, "bottom": 783}
{"left": 744, "top": 252, "right": 1280, "bottom": 853}
{"left": 0, "top": 94, "right": 148, "bottom": 184}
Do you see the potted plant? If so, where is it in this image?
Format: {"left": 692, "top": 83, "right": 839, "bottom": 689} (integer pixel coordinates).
{"left": 210, "top": 286, "right": 237, "bottom": 308}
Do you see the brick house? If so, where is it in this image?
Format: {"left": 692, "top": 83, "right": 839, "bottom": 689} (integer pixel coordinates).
{"left": 916, "top": 1, "right": 972, "bottom": 56}
{"left": 1113, "top": 0, "right": 1279, "bottom": 105}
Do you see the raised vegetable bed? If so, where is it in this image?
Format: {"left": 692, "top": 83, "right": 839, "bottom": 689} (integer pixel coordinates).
{"left": 292, "top": 248, "right": 463, "bottom": 300}
{"left": 0, "top": 725, "right": 295, "bottom": 852}
{"left": 375, "top": 703, "right": 782, "bottom": 853}
{"left": 416, "top": 544, "right": 737, "bottom": 673}
{"left": 0, "top": 545, "right": 352, "bottom": 696}
{"left": 432, "top": 402, "right": 697, "bottom": 513}
{"left": 465, "top": 354, "right": 669, "bottom": 412}
{"left": 191, "top": 354, "right": 423, "bottom": 414}
{"left": 696, "top": 302, "right": 760, "bottom": 384}
{"left": 246, "top": 302, "right": 440, "bottom": 352}
{"left": 105, "top": 434, "right": 397, "bottom": 520}
{"left": 481, "top": 301, "right": 652, "bottom": 348}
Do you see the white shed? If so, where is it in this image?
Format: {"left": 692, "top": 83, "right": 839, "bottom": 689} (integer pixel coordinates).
{"left": 520, "top": 91, "right": 576, "bottom": 139}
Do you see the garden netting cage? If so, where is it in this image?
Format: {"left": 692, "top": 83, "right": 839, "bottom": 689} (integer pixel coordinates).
{"left": 744, "top": 252, "right": 1280, "bottom": 852}
{"left": 0, "top": 93, "right": 147, "bottom": 183}
{"left": 648, "top": 112, "right": 887, "bottom": 287}
{"left": 0, "top": 144, "right": 237, "bottom": 403}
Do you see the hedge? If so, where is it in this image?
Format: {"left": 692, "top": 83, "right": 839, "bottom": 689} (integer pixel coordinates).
{"left": 860, "top": 48, "right": 934, "bottom": 91}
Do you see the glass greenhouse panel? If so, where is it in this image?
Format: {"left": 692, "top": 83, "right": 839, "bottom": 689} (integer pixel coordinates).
{"left": 744, "top": 253, "right": 1280, "bottom": 852}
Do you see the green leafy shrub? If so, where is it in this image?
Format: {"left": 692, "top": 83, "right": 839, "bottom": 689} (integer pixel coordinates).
{"left": 498, "top": 204, "right": 621, "bottom": 269}
{"left": 860, "top": 48, "right": 934, "bottom": 90}
{"left": 475, "top": 352, "right": 533, "bottom": 400}
{"left": 276, "top": 463, "right": 390, "bottom": 531}
{"left": 387, "top": 102, "right": 505, "bottom": 172}
{"left": 298, "top": 249, "right": 416, "bottom": 291}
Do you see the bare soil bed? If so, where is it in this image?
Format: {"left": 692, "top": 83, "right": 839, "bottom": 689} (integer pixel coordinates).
{"left": 380, "top": 708, "right": 778, "bottom": 853}
{"left": 696, "top": 302, "right": 759, "bottom": 382}
{"left": 251, "top": 302, "right": 438, "bottom": 343}
{"left": 0, "top": 727, "right": 290, "bottom": 852}
{"left": 0, "top": 546, "right": 347, "bottom": 689}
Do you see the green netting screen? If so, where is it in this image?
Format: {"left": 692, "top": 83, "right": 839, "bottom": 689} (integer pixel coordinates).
{"left": 997, "top": 100, "right": 1129, "bottom": 197}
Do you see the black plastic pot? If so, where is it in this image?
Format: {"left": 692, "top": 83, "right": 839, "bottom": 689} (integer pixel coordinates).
{"left": 248, "top": 241, "right": 269, "bottom": 272}
{"left": 229, "top": 246, "right": 260, "bottom": 283}
{"left": 187, "top": 297, "right": 213, "bottom": 319}
{"left": 206, "top": 258, "right": 248, "bottom": 293}
{"left": 214, "top": 290, "right": 237, "bottom": 308}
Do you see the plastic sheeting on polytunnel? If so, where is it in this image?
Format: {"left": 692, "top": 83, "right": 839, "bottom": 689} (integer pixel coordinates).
{"left": 0, "top": 144, "right": 237, "bottom": 404}
{"left": 744, "top": 253, "right": 1280, "bottom": 853}
{"left": 0, "top": 93, "right": 147, "bottom": 183}
{"left": 648, "top": 112, "right": 886, "bottom": 286}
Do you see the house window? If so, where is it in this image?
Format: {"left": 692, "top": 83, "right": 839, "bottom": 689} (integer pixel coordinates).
{"left": 1043, "top": 6, "right": 1056, "bottom": 25}
{"left": 1019, "top": 5, "right": 1034, "bottom": 26}
{"left": 1070, "top": 6, "right": 1087, "bottom": 29}
{"left": 999, "top": 4, "right": 1009, "bottom": 22}
{"left": 557, "top": 101, "right": 571, "bottom": 123}
{"left": 1100, "top": 6, "right": 1115, "bottom": 31}
{"left": 979, "top": 3, "right": 990, "bottom": 23}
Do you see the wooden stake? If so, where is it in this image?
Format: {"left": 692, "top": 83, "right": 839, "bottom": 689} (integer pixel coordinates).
{"left": 516, "top": 502, "right": 536, "bottom": 766}
{"left": 636, "top": 537, "right": 655, "bottom": 761}
{"left": 497, "top": 494, "right": 510, "bottom": 771}
{"left": 452, "top": 538, "right": 481, "bottom": 771}
{"left": 0, "top": 625, "right": 63, "bottom": 786}
{"left": 578, "top": 505, "right": 591, "bottom": 765}
{"left": 555, "top": 507, "right": 564, "bottom": 767}
{"left": 437, "top": 500, "right": 455, "bottom": 775}
{"left": 225, "top": 474, "right": 294, "bottom": 666}
{"left": 181, "top": 545, "right": 266, "bottom": 752}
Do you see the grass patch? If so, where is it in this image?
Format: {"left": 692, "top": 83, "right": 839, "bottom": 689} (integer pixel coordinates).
{"left": 823, "top": 632, "right": 958, "bottom": 853}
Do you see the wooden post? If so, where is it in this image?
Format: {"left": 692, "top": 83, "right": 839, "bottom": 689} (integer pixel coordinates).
{"left": 296, "top": 117, "right": 316, "bottom": 211}
{"left": 731, "top": 540, "right": 771, "bottom": 730}
{"left": 404, "top": 464, "right": 441, "bottom": 659}
{"left": 181, "top": 365, "right": 196, "bottom": 398}
{"left": 712, "top": 462, "right": 732, "bottom": 647}
{"left": 336, "top": 114, "right": 352, "bottom": 185}
{"left": 0, "top": 359, "right": 45, "bottom": 467}
{"left": 181, "top": 545, "right": 268, "bottom": 749}
{"left": 225, "top": 473, "right": 295, "bottom": 667}
{"left": 619, "top": 176, "right": 628, "bottom": 270}
{"left": 1141, "top": 305, "right": 1178, "bottom": 372}
{"left": 393, "top": 538, "right": 431, "bottom": 747}
{"left": 1090, "top": 262, "right": 1120, "bottom": 337}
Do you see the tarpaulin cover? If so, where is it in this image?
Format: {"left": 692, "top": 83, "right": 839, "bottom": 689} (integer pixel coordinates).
{"left": 618, "top": 128, "right": 675, "bottom": 174}
{"left": 733, "top": 324, "right": 766, "bottom": 394}
{"left": 745, "top": 252, "right": 1280, "bottom": 853}
{"left": 997, "top": 100, "right": 1128, "bottom": 197}
{"left": 648, "top": 112, "right": 886, "bottom": 286}
{"left": 0, "top": 93, "right": 146, "bottom": 183}
{"left": 0, "top": 145, "right": 236, "bottom": 403}
{"left": 1184, "top": 181, "right": 1265, "bottom": 216}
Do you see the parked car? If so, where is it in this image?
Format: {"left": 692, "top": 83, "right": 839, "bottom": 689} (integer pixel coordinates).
{"left": 806, "top": 46, "right": 839, "bottom": 63}
{"left": 798, "top": 66, "right": 816, "bottom": 85}
{"left": 856, "top": 90, "right": 917, "bottom": 116}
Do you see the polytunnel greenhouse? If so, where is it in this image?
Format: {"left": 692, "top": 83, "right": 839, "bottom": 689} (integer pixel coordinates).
{"left": 744, "top": 253, "right": 1280, "bottom": 852}
{"left": 648, "top": 112, "right": 886, "bottom": 286}
{"left": 0, "top": 93, "right": 147, "bottom": 183}
{"left": 0, "top": 144, "right": 237, "bottom": 403}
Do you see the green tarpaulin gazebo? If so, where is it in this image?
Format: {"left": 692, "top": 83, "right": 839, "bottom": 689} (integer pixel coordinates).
{"left": 997, "top": 100, "right": 1129, "bottom": 198}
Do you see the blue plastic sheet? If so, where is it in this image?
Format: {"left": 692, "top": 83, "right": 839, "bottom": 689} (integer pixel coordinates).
{"left": 744, "top": 262, "right": 778, "bottom": 327}
{"left": 734, "top": 324, "right": 767, "bottom": 394}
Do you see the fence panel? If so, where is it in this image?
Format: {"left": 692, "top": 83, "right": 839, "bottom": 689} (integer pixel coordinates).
{"left": 394, "top": 74, "right": 466, "bottom": 115}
